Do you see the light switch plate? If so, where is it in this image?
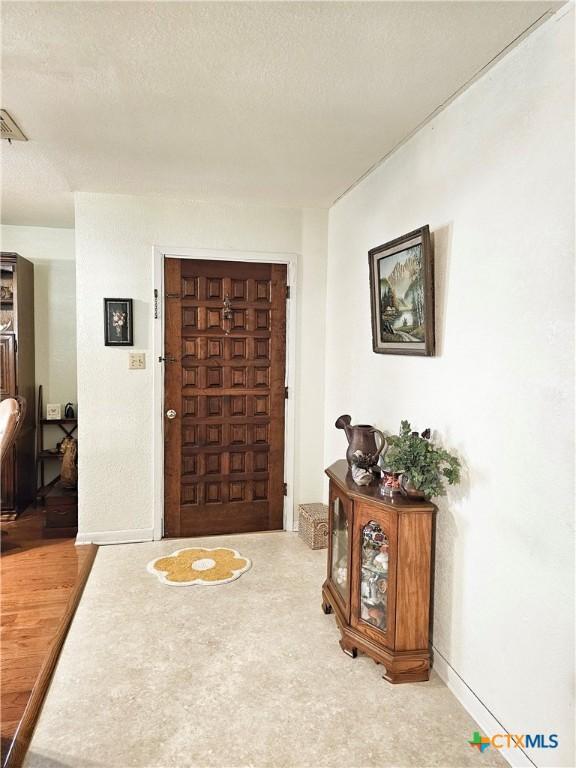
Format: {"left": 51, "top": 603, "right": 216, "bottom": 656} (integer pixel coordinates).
{"left": 129, "top": 352, "right": 146, "bottom": 370}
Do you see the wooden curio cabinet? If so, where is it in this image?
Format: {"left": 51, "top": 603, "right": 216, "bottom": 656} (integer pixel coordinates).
{"left": 1, "top": 252, "right": 35, "bottom": 520}
{"left": 322, "top": 461, "right": 436, "bottom": 683}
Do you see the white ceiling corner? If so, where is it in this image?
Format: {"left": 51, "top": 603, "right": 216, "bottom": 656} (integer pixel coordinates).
{"left": 0, "top": 1, "right": 562, "bottom": 228}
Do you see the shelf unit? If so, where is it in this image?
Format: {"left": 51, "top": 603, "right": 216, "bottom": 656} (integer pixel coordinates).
{"left": 36, "top": 385, "right": 78, "bottom": 501}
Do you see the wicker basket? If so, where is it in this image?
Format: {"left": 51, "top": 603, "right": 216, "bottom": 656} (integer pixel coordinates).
{"left": 298, "top": 503, "right": 329, "bottom": 550}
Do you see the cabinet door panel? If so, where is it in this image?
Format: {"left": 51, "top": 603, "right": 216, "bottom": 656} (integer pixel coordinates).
{"left": 395, "top": 513, "right": 433, "bottom": 651}
{"left": 327, "top": 482, "right": 352, "bottom": 620}
{"left": 0, "top": 335, "right": 16, "bottom": 397}
{"left": 351, "top": 501, "right": 397, "bottom": 649}
{"left": 1, "top": 446, "right": 15, "bottom": 511}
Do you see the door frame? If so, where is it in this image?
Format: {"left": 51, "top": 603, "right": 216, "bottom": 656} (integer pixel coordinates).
{"left": 153, "top": 246, "right": 298, "bottom": 540}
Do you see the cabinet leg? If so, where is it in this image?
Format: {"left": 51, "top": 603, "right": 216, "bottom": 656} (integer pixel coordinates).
{"left": 381, "top": 659, "right": 430, "bottom": 684}
{"left": 321, "top": 601, "right": 332, "bottom": 615}
{"left": 339, "top": 639, "right": 357, "bottom": 658}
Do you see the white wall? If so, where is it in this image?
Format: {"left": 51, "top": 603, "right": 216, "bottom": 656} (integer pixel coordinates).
{"left": 324, "top": 10, "right": 574, "bottom": 768}
{"left": 296, "top": 209, "right": 328, "bottom": 505}
{"left": 0, "top": 224, "right": 77, "bottom": 407}
{"left": 74, "top": 193, "right": 328, "bottom": 540}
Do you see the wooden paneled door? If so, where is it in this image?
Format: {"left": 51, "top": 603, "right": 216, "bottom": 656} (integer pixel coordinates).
{"left": 163, "top": 258, "right": 288, "bottom": 537}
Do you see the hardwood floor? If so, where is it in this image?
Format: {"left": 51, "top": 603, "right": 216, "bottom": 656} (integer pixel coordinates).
{"left": 0, "top": 508, "right": 97, "bottom": 768}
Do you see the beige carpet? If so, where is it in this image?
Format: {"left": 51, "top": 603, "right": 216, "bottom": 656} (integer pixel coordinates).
{"left": 24, "top": 532, "right": 506, "bottom": 768}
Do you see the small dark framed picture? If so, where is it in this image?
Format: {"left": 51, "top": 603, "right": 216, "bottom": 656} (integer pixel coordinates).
{"left": 368, "top": 225, "right": 435, "bottom": 356}
{"left": 104, "top": 298, "right": 133, "bottom": 346}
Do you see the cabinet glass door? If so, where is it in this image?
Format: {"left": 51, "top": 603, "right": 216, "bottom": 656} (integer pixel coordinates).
{"left": 330, "top": 497, "right": 348, "bottom": 601}
{"left": 359, "top": 520, "right": 389, "bottom": 633}
{"left": 0, "top": 263, "right": 14, "bottom": 333}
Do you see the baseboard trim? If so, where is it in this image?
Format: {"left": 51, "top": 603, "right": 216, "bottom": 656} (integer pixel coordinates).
{"left": 75, "top": 528, "right": 154, "bottom": 545}
{"left": 432, "top": 646, "right": 536, "bottom": 768}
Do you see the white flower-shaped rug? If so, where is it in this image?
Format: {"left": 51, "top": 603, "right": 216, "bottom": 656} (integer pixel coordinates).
{"left": 147, "top": 546, "right": 251, "bottom": 586}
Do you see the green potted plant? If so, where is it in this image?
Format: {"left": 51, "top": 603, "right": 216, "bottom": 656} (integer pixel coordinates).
{"left": 384, "top": 420, "right": 461, "bottom": 500}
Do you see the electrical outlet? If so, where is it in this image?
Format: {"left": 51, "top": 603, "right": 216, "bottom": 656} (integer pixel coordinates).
{"left": 128, "top": 352, "right": 146, "bottom": 370}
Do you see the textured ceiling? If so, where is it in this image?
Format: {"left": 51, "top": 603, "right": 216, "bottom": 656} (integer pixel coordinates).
{"left": 1, "top": 1, "right": 560, "bottom": 228}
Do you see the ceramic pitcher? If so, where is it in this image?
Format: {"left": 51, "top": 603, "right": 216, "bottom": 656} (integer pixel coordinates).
{"left": 335, "top": 414, "right": 386, "bottom": 468}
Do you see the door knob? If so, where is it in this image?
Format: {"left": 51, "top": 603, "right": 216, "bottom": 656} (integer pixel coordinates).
{"left": 166, "top": 409, "right": 177, "bottom": 419}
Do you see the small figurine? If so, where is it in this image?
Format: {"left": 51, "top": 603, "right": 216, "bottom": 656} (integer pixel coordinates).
{"left": 363, "top": 549, "right": 376, "bottom": 566}
{"left": 59, "top": 436, "right": 77, "bottom": 489}
{"left": 377, "top": 579, "right": 388, "bottom": 596}
{"left": 380, "top": 469, "right": 402, "bottom": 497}
{"left": 351, "top": 464, "right": 373, "bottom": 486}
{"left": 64, "top": 402, "right": 75, "bottom": 418}
{"left": 335, "top": 560, "right": 347, "bottom": 586}
{"left": 350, "top": 450, "right": 380, "bottom": 487}
{"left": 367, "top": 606, "right": 386, "bottom": 626}
{"left": 363, "top": 575, "right": 382, "bottom": 605}
{"left": 373, "top": 544, "right": 389, "bottom": 571}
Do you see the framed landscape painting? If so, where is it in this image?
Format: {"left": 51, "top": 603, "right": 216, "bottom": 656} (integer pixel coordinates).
{"left": 368, "top": 225, "right": 434, "bottom": 356}
{"left": 103, "top": 298, "right": 133, "bottom": 346}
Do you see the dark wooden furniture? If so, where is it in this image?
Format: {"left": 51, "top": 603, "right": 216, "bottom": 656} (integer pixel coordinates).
{"left": 42, "top": 484, "right": 78, "bottom": 538}
{"left": 322, "top": 460, "right": 436, "bottom": 683}
{"left": 163, "top": 258, "right": 287, "bottom": 537}
{"left": 0, "top": 253, "right": 35, "bottom": 521}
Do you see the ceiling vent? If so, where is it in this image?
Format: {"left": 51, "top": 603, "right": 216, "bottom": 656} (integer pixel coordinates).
{"left": 1, "top": 110, "right": 27, "bottom": 142}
